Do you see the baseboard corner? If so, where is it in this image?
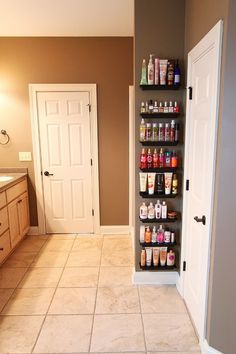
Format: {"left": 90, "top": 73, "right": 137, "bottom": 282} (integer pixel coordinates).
{"left": 27, "top": 226, "right": 39, "bottom": 235}
{"left": 201, "top": 339, "right": 223, "bottom": 354}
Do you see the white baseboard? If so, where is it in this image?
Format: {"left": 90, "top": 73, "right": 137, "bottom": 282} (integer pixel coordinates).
{"left": 201, "top": 339, "right": 223, "bottom": 354}
{"left": 100, "top": 225, "right": 130, "bottom": 235}
{"left": 27, "top": 226, "right": 39, "bottom": 235}
{"left": 133, "top": 268, "right": 178, "bottom": 285}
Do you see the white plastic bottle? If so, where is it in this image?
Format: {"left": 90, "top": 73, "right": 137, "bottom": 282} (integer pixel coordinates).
{"left": 148, "top": 54, "right": 154, "bottom": 85}
{"left": 140, "top": 202, "right": 148, "bottom": 219}
{"left": 161, "top": 201, "right": 167, "bottom": 219}
{"left": 155, "top": 200, "right": 162, "bottom": 219}
{"left": 147, "top": 202, "right": 155, "bottom": 219}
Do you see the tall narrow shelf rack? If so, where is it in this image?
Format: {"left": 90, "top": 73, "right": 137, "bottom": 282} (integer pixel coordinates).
{"left": 137, "top": 80, "right": 183, "bottom": 273}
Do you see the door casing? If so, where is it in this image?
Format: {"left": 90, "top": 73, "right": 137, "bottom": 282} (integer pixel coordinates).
{"left": 180, "top": 20, "right": 223, "bottom": 342}
{"left": 29, "top": 84, "right": 100, "bottom": 234}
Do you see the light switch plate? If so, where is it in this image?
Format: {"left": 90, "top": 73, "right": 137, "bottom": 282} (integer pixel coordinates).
{"left": 19, "top": 152, "right": 32, "bottom": 161}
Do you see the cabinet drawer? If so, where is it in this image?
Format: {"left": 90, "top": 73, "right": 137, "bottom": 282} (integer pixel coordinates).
{"left": 6, "top": 179, "right": 27, "bottom": 203}
{"left": 0, "top": 191, "right": 6, "bottom": 209}
{"left": 0, "top": 230, "right": 11, "bottom": 265}
{"left": 0, "top": 207, "right": 9, "bottom": 235}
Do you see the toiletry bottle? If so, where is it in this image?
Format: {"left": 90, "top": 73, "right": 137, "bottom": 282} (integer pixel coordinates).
{"left": 148, "top": 202, "right": 155, "bottom": 219}
{"left": 140, "top": 225, "right": 145, "bottom": 243}
{"left": 153, "top": 100, "right": 158, "bottom": 113}
{"left": 158, "top": 123, "right": 164, "bottom": 141}
{"left": 145, "top": 226, "right": 151, "bottom": 243}
{"left": 159, "top": 102, "right": 164, "bottom": 113}
{"left": 140, "top": 118, "right": 146, "bottom": 142}
{"left": 140, "top": 59, "right": 148, "bottom": 85}
{"left": 165, "top": 123, "right": 171, "bottom": 142}
{"left": 147, "top": 148, "right": 153, "bottom": 169}
{"left": 161, "top": 201, "right": 167, "bottom": 219}
{"left": 148, "top": 99, "right": 154, "bottom": 113}
{"left": 172, "top": 174, "right": 178, "bottom": 195}
{"left": 167, "top": 250, "right": 175, "bottom": 266}
{"left": 146, "top": 123, "right": 152, "bottom": 141}
{"left": 167, "top": 60, "right": 174, "bottom": 85}
{"left": 152, "top": 148, "right": 159, "bottom": 168}
{"left": 151, "top": 226, "right": 157, "bottom": 243}
{"left": 159, "top": 148, "right": 164, "bottom": 168}
{"left": 155, "top": 199, "right": 162, "bottom": 219}
{"left": 154, "top": 58, "right": 159, "bottom": 84}
{"left": 140, "top": 102, "right": 146, "bottom": 113}
{"left": 157, "top": 173, "right": 165, "bottom": 194}
{"left": 173, "top": 101, "right": 179, "bottom": 113}
{"left": 169, "top": 101, "right": 174, "bottom": 113}
{"left": 140, "top": 202, "right": 148, "bottom": 220}
{"left": 165, "top": 151, "right": 171, "bottom": 167}
{"left": 140, "top": 148, "right": 147, "bottom": 169}
{"left": 148, "top": 54, "right": 154, "bottom": 85}
{"left": 145, "top": 101, "right": 149, "bottom": 113}
{"left": 164, "top": 101, "right": 169, "bottom": 113}
{"left": 164, "top": 229, "right": 171, "bottom": 243}
{"left": 175, "top": 123, "right": 180, "bottom": 142}
{"left": 157, "top": 225, "right": 164, "bottom": 244}
{"left": 152, "top": 123, "right": 158, "bottom": 142}
{"left": 170, "top": 120, "right": 175, "bottom": 142}
{"left": 171, "top": 231, "right": 175, "bottom": 244}
{"left": 140, "top": 248, "right": 146, "bottom": 266}
{"left": 174, "top": 60, "right": 181, "bottom": 86}
{"left": 171, "top": 151, "right": 178, "bottom": 167}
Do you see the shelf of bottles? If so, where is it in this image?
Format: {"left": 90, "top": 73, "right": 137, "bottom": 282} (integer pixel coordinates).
{"left": 138, "top": 55, "right": 182, "bottom": 271}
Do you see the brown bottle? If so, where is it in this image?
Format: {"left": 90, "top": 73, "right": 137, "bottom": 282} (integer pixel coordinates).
{"left": 145, "top": 226, "right": 151, "bottom": 243}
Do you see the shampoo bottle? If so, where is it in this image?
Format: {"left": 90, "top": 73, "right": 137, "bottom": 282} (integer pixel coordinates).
{"left": 140, "top": 202, "right": 148, "bottom": 220}
{"left": 161, "top": 201, "right": 167, "bottom": 219}
{"left": 151, "top": 226, "right": 157, "bottom": 243}
{"left": 140, "top": 119, "right": 146, "bottom": 142}
{"left": 157, "top": 225, "right": 164, "bottom": 244}
{"left": 148, "top": 54, "right": 154, "bottom": 85}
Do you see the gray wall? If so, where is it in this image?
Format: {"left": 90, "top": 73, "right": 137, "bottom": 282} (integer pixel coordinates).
{"left": 134, "top": 0, "right": 185, "bottom": 270}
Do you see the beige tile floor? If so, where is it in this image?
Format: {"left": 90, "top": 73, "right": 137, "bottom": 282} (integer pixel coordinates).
{"left": 0, "top": 233, "right": 201, "bottom": 354}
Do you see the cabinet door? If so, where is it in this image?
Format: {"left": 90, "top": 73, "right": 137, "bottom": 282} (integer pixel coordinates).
{"left": 8, "top": 199, "right": 21, "bottom": 248}
{"left": 18, "top": 192, "right": 30, "bottom": 237}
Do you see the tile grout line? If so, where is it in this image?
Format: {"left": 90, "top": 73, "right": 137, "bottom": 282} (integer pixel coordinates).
{"left": 88, "top": 234, "right": 104, "bottom": 353}
{"left": 137, "top": 285, "right": 148, "bottom": 354}
{"left": 30, "top": 234, "right": 77, "bottom": 354}
{"left": 0, "top": 238, "right": 47, "bottom": 314}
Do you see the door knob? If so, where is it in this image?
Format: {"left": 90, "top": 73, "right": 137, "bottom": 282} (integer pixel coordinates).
{"left": 194, "top": 215, "right": 206, "bottom": 225}
{"left": 44, "top": 171, "right": 54, "bottom": 176}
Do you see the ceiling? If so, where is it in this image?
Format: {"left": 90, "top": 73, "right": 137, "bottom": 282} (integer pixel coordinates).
{"left": 0, "top": 0, "right": 134, "bottom": 36}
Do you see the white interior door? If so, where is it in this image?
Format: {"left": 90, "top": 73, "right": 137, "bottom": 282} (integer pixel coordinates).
{"left": 183, "top": 21, "right": 222, "bottom": 339}
{"left": 37, "top": 91, "right": 94, "bottom": 233}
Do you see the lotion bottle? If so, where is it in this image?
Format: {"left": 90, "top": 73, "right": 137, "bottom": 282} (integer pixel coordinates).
{"left": 148, "top": 202, "right": 155, "bottom": 219}
{"left": 140, "top": 59, "right": 148, "bottom": 85}
{"left": 151, "top": 226, "right": 157, "bottom": 243}
{"left": 148, "top": 54, "right": 154, "bottom": 85}
{"left": 140, "top": 202, "right": 148, "bottom": 220}
{"left": 161, "top": 201, "right": 167, "bottom": 219}
{"left": 155, "top": 200, "right": 162, "bottom": 219}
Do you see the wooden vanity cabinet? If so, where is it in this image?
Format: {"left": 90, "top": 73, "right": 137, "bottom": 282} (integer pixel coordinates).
{"left": 0, "top": 177, "right": 30, "bottom": 264}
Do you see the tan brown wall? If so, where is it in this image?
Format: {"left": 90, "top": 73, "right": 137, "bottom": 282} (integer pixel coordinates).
{"left": 0, "top": 37, "right": 133, "bottom": 226}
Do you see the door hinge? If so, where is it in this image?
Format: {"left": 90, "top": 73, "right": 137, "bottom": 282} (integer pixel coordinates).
{"left": 188, "top": 86, "right": 193, "bottom": 100}
{"left": 41, "top": 171, "right": 43, "bottom": 175}
{"left": 90, "top": 158, "right": 93, "bottom": 166}
{"left": 183, "top": 261, "right": 186, "bottom": 271}
{"left": 186, "top": 179, "right": 190, "bottom": 191}
{"left": 87, "top": 104, "right": 91, "bottom": 112}
{"left": 92, "top": 209, "right": 94, "bottom": 216}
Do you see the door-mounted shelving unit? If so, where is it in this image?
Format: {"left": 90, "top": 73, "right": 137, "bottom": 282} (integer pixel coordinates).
{"left": 136, "top": 71, "right": 183, "bottom": 272}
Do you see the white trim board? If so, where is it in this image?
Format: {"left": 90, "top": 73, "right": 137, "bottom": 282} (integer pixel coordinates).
{"left": 100, "top": 225, "right": 130, "bottom": 235}
{"left": 29, "top": 84, "right": 100, "bottom": 235}
{"left": 133, "top": 269, "right": 179, "bottom": 285}
{"left": 201, "top": 339, "right": 223, "bottom": 354}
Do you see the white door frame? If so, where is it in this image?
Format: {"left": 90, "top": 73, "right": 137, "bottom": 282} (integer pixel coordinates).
{"left": 29, "top": 83, "right": 100, "bottom": 235}
{"left": 180, "top": 20, "right": 223, "bottom": 342}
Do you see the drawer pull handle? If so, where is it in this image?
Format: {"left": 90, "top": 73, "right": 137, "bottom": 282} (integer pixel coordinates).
{"left": 0, "top": 248, "right": 3, "bottom": 251}
{"left": 0, "top": 222, "right": 1, "bottom": 226}
{"left": 17, "top": 199, "right": 22, "bottom": 204}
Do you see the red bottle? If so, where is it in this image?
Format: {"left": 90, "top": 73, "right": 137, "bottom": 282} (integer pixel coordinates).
{"left": 140, "top": 148, "right": 147, "bottom": 169}
{"left": 159, "top": 148, "right": 164, "bottom": 168}
{"left": 171, "top": 151, "right": 178, "bottom": 167}
{"left": 147, "top": 148, "right": 153, "bottom": 169}
{"left": 153, "top": 148, "right": 159, "bottom": 168}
